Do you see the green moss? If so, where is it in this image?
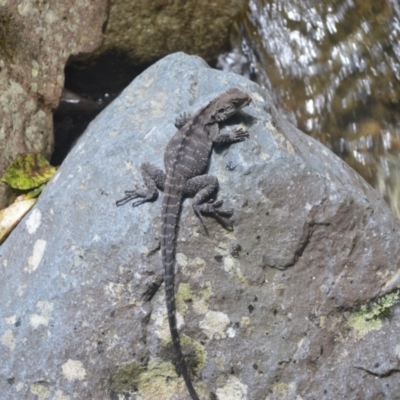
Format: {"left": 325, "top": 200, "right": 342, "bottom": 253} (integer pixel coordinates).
{"left": 162, "top": 281, "right": 209, "bottom": 378}
{"left": 162, "top": 334, "right": 206, "bottom": 377}
{"left": 200, "top": 284, "right": 212, "bottom": 301}
{"left": 176, "top": 281, "right": 212, "bottom": 316}
{"left": 109, "top": 361, "right": 142, "bottom": 394}
{"left": 180, "top": 335, "right": 206, "bottom": 373}
{"left": 110, "top": 359, "right": 192, "bottom": 398}
{"left": 348, "top": 288, "right": 400, "bottom": 338}
{"left": 270, "top": 382, "right": 289, "bottom": 397}
{"left": 176, "top": 283, "right": 193, "bottom": 315}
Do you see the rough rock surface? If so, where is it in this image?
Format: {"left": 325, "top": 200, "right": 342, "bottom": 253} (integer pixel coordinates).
{"left": 0, "top": 0, "right": 107, "bottom": 207}
{"left": 1, "top": 53, "right": 400, "bottom": 399}
{"left": 99, "top": 0, "right": 245, "bottom": 64}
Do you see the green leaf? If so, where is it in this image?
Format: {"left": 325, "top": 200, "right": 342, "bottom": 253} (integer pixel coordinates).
{"left": 0, "top": 154, "right": 57, "bottom": 190}
{"left": 23, "top": 183, "right": 46, "bottom": 199}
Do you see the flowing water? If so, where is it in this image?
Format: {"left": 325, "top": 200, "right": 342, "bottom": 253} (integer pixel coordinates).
{"left": 218, "top": 0, "right": 400, "bottom": 216}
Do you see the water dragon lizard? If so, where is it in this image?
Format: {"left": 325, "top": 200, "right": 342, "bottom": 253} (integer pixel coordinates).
{"left": 117, "top": 88, "right": 252, "bottom": 399}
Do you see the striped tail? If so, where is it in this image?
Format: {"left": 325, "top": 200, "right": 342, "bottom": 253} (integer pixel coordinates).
{"left": 161, "top": 188, "right": 200, "bottom": 400}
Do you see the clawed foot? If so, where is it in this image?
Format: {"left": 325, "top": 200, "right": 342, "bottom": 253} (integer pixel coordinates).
{"left": 116, "top": 188, "right": 157, "bottom": 207}
{"left": 175, "top": 112, "right": 192, "bottom": 129}
{"left": 215, "top": 127, "right": 249, "bottom": 144}
{"left": 194, "top": 199, "right": 233, "bottom": 234}
{"left": 232, "top": 127, "right": 249, "bottom": 142}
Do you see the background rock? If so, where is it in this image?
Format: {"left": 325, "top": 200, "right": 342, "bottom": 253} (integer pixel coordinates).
{"left": 0, "top": 53, "right": 399, "bottom": 399}
{"left": 99, "top": 0, "right": 246, "bottom": 65}
{"left": 0, "top": 0, "right": 107, "bottom": 207}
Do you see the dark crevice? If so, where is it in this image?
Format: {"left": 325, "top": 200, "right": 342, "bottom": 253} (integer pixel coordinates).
{"left": 52, "top": 49, "right": 151, "bottom": 166}
{"left": 146, "top": 239, "right": 161, "bottom": 257}
{"left": 347, "top": 233, "right": 359, "bottom": 258}
{"left": 355, "top": 365, "right": 400, "bottom": 378}
{"left": 141, "top": 275, "right": 164, "bottom": 302}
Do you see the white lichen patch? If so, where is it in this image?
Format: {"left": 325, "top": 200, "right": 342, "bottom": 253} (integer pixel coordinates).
{"left": 216, "top": 376, "right": 248, "bottom": 399}
{"left": 54, "top": 390, "right": 70, "bottom": 400}
{"left": 44, "top": 9, "right": 59, "bottom": 24}
{"left": 17, "top": 0, "right": 36, "bottom": 17}
{"left": 26, "top": 239, "right": 47, "bottom": 273}
{"left": 180, "top": 256, "right": 207, "bottom": 281}
{"left": 199, "top": 311, "right": 230, "bottom": 340}
{"left": 136, "top": 359, "right": 188, "bottom": 399}
{"left": 176, "top": 252, "right": 188, "bottom": 267}
{"left": 0, "top": 329, "right": 15, "bottom": 351}
{"left": 223, "top": 256, "right": 235, "bottom": 273}
{"left": 4, "top": 315, "right": 17, "bottom": 325}
{"left": 216, "top": 353, "right": 226, "bottom": 370}
{"left": 222, "top": 255, "right": 247, "bottom": 284}
{"left": 104, "top": 281, "right": 134, "bottom": 303}
{"left": 61, "top": 360, "right": 86, "bottom": 381}
{"left": 26, "top": 208, "right": 42, "bottom": 234}
{"left": 152, "top": 290, "right": 184, "bottom": 341}
{"left": 226, "top": 327, "right": 236, "bottom": 338}
{"left": 240, "top": 317, "right": 250, "bottom": 328}
{"left": 30, "top": 382, "right": 50, "bottom": 400}
{"left": 29, "top": 301, "right": 53, "bottom": 329}
{"left": 265, "top": 382, "right": 300, "bottom": 400}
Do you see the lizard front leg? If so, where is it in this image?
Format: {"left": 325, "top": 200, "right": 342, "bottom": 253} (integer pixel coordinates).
{"left": 214, "top": 126, "right": 249, "bottom": 144}
{"left": 183, "top": 175, "right": 233, "bottom": 234}
{"left": 174, "top": 112, "right": 192, "bottom": 129}
{"left": 116, "top": 162, "right": 165, "bottom": 207}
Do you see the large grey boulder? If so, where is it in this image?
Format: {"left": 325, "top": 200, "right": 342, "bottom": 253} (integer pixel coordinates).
{"left": 1, "top": 52, "right": 399, "bottom": 399}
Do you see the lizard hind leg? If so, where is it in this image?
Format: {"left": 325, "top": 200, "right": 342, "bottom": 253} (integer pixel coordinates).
{"left": 116, "top": 162, "right": 166, "bottom": 207}
{"left": 183, "top": 175, "right": 234, "bottom": 234}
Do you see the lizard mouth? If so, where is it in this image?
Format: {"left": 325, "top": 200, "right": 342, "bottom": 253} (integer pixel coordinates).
{"left": 228, "top": 95, "right": 252, "bottom": 117}
{"left": 236, "top": 94, "right": 252, "bottom": 112}
{"left": 245, "top": 97, "right": 252, "bottom": 107}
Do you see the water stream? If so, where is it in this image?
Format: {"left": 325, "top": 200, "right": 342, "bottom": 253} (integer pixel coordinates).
{"left": 218, "top": 0, "right": 400, "bottom": 216}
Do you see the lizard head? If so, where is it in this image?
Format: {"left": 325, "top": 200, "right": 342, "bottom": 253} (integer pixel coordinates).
{"left": 211, "top": 88, "right": 252, "bottom": 122}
